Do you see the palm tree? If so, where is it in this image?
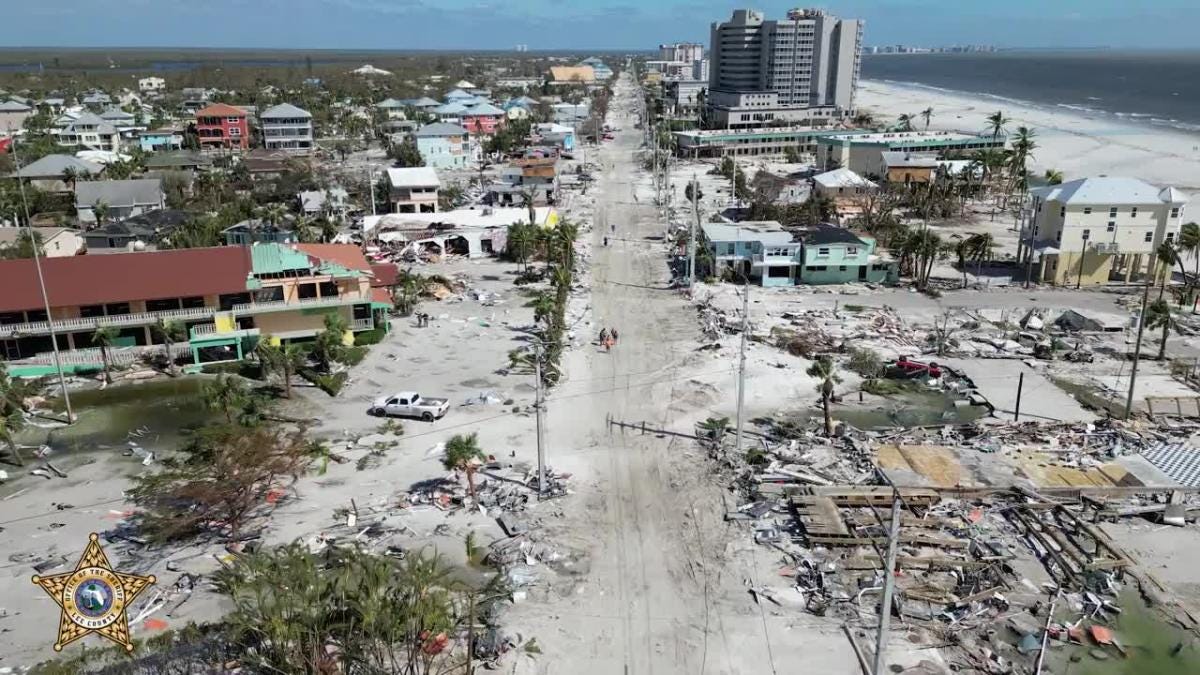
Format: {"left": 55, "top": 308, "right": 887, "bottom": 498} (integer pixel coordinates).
{"left": 1146, "top": 299, "right": 1177, "bottom": 360}
{"left": 312, "top": 313, "right": 349, "bottom": 373}
{"left": 1006, "top": 126, "right": 1038, "bottom": 202}
{"left": 896, "top": 114, "right": 914, "bottom": 132}
{"left": 852, "top": 111, "right": 876, "bottom": 128}
{"left": 1043, "top": 168, "right": 1064, "bottom": 185}
{"left": 0, "top": 365, "right": 28, "bottom": 467}
{"left": 256, "top": 340, "right": 306, "bottom": 399}
{"left": 61, "top": 166, "right": 80, "bottom": 191}
{"left": 806, "top": 357, "right": 841, "bottom": 436}
{"left": 91, "top": 325, "right": 120, "bottom": 384}
{"left": 967, "top": 232, "right": 996, "bottom": 278}
{"left": 507, "top": 224, "right": 533, "bottom": 271}
{"left": 1179, "top": 222, "right": 1200, "bottom": 289}
{"left": 521, "top": 188, "right": 538, "bottom": 226}
{"left": 151, "top": 319, "right": 186, "bottom": 375}
{"left": 391, "top": 269, "right": 426, "bottom": 316}
{"left": 442, "top": 432, "right": 486, "bottom": 503}
{"left": 1156, "top": 240, "right": 1180, "bottom": 299}
{"left": 92, "top": 200, "right": 111, "bottom": 225}
{"left": 952, "top": 236, "right": 973, "bottom": 288}
{"left": 920, "top": 107, "right": 933, "bottom": 130}
{"left": 203, "top": 374, "right": 250, "bottom": 424}
{"left": 986, "top": 110, "right": 1010, "bottom": 140}
{"left": 526, "top": 291, "right": 556, "bottom": 327}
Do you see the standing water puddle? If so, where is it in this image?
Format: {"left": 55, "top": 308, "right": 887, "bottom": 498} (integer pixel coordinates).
{"left": 1052, "top": 592, "right": 1200, "bottom": 674}
{"left": 22, "top": 378, "right": 217, "bottom": 455}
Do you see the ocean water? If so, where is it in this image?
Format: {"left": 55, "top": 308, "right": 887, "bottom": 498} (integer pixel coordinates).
{"left": 861, "top": 50, "right": 1200, "bottom": 134}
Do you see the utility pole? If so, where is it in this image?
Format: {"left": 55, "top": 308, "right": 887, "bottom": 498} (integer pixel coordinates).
{"left": 11, "top": 134, "right": 74, "bottom": 423}
{"left": 1124, "top": 274, "right": 1153, "bottom": 420}
{"left": 1014, "top": 371, "right": 1025, "bottom": 421}
{"left": 872, "top": 491, "right": 903, "bottom": 675}
{"left": 689, "top": 173, "right": 699, "bottom": 289}
{"left": 735, "top": 279, "right": 749, "bottom": 455}
{"left": 534, "top": 341, "right": 547, "bottom": 499}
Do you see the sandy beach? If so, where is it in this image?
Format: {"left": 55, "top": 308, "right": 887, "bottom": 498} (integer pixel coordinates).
{"left": 857, "top": 79, "right": 1200, "bottom": 191}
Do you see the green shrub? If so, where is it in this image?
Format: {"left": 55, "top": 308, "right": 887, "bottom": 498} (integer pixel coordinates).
{"left": 341, "top": 346, "right": 368, "bottom": 366}
{"left": 354, "top": 328, "right": 386, "bottom": 346}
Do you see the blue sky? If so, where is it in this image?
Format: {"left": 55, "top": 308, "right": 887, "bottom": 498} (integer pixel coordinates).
{"left": 5, "top": 0, "right": 1200, "bottom": 50}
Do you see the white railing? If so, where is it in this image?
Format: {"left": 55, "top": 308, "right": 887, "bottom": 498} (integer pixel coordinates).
{"left": 231, "top": 295, "right": 361, "bottom": 314}
{"left": 15, "top": 342, "right": 191, "bottom": 367}
{"left": 1, "top": 306, "right": 215, "bottom": 337}
{"left": 350, "top": 318, "right": 373, "bottom": 330}
{"left": 191, "top": 323, "right": 216, "bottom": 336}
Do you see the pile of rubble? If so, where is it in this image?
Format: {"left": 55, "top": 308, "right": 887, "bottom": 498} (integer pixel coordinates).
{"left": 704, "top": 415, "right": 1200, "bottom": 673}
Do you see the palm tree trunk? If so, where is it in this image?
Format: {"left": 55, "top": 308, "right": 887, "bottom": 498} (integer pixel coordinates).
{"left": 6, "top": 439, "right": 23, "bottom": 467}
{"left": 1160, "top": 325, "right": 1169, "bottom": 360}
{"left": 283, "top": 363, "right": 293, "bottom": 399}
{"left": 822, "top": 392, "right": 833, "bottom": 436}
{"left": 466, "top": 466, "right": 477, "bottom": 503}
{"left": 100, "top": 346, "right": 112, "bottom": 384}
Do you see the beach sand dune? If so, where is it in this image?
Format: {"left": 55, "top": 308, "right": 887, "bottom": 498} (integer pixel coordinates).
{"left": 857, "top": 80, "right": 1200, "bottom": 191}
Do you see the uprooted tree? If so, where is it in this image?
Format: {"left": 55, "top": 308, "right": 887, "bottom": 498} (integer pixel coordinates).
{"left": 129, "top": 426, "right": 318, "bottom": 543}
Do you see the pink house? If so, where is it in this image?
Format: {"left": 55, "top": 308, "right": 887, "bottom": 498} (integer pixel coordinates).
{"left": 460, "top": 102, "right": 506, "bottom": 136}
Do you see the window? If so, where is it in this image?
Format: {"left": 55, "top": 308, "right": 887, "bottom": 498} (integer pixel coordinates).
{"left": 226, "top": 116, "right": 241, "bottom": 123}
{"left": 1107, "top": 221, "right": 1115, "bottom": 232}
{"left": 1081, "top": 229, "right": 1090, "bottom": 242}
{"left": 805, "top": 265, "right": 827, "bottom": 271}
{"left": 229, "top": 127, "right": 241, "bottom": 136}
{"left": 1131, "top": 207, "right": 1139, "bottom": 217}
{"left": 846, "top": 246, "right": 858, "bottom": 255}
{"left": 1109, "top": 207, "right": 1118, "bottom": 217}
{"left": 297, "top": 283, "right": 319, "bottom": 300}
{"left": 816, "top": 247, "right": 830, "bottom": 256}
{"left": 1167, "top": 232, "right": 1176, "bottom": 243}
{"left": 1059, "top": 206, "right": 1065, "bottom": 217}
{"left": 838, "top": 265, "right": 848, "bottom": 271}
{"left": 1144, "top": 232, "right": 1153, "bottom": 243}
{"left": 1171, "top": 207, "right": 1180, "bottom": 218}
{"left": 1083, "top": 207, "right": 1092, "bottom": 215}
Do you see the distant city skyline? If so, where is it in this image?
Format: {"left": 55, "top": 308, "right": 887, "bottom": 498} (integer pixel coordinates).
{"left": 3, "top": 1, "right": 1200, "bottom": 50}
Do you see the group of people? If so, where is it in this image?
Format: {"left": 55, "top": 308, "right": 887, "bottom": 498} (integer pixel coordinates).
{"left": 598, "top": 327, "right": 620, "bottom": 352}
{"left": 415, "top": 312, "right": 432, "bottom": 327}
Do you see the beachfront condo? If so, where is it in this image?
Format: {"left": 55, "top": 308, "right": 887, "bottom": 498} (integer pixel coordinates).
{"left": 706, "top": 8, "right": 862, "bottom": 129}
{"left": 1024, "top": 177, "right": 1189, "bottom": 286}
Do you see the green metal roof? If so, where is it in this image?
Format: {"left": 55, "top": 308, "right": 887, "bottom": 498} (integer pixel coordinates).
{"left": 250, "top": 244, "right": 313, "bottom": 275}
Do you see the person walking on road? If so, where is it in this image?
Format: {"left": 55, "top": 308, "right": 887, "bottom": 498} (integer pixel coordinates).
{"left": 610, "top": 327, "right": 619, "bottom": 344}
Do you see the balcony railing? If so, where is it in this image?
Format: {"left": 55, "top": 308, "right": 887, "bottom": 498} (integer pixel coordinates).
{"left": 1, "top": 306, "right": 216, "bottom": 337}
{"left": 230, "top": 295, "right": 359, "bottom": 315}
{"left": 350, "top": 318, "right": 373, "bottom": 331}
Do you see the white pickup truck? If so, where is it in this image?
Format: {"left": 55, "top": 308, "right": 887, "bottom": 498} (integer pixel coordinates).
{"left": 369, "top": 392, "right": 450, "bottom": 421}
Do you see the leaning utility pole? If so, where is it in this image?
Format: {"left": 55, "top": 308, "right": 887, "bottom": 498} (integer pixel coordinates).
{"left": 1124, "top": 274, "right": 1154, "bottom": 420}
{"left": 873, "top": 491, "right": 903, "bottom": 675}
{"left": 11, "top": 135, "right": 74, "bottom": 423}
{"left": 534, "top": 341, "right": 547, "bottom": 499}
{"left": 735, "top": 279, "right": 749, "bottom": 455}
{"left": 689, "top": 173, "right": 699, "bottom": 289}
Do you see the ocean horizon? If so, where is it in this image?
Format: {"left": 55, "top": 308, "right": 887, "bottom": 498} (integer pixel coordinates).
{"left": 861, "top": 50, "right": 1200, "bottom": 134}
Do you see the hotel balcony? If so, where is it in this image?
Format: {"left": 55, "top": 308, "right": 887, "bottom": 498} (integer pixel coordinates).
{"left": 1, "top": 306, "right": 216, "bottom": 338}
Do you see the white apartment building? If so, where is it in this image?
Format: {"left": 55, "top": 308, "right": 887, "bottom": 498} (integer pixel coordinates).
{"left": 1025, "top": 177, "right": 1189, "bottom": 286}
{"left": 660, "top": 43, "right": 704, "bottom": 63}
{"left": 138, "top": 77, "right": 166, "bottom": 93}
{"left": 706, "top": 8, "right": 862, "bottom": 129}
{"left": 259, "top": 103, "right": 314, "bottom": 155}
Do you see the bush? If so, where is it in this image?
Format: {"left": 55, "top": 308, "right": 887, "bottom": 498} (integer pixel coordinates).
{"left": 355, "top": 328, "right": 386, "bottom": 346}
{"left": 846, "top": 347, "right": 884, "bottom": 379}
{"left": 341, "top": 346, "right": 368, "bottom": 366}
{"left": 304, "top": 371, "right": 348, "bottom": 396}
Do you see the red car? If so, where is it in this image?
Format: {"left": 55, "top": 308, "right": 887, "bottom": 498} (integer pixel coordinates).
{"left": 893, "top": 356, "right": 942, "bottom": 379}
